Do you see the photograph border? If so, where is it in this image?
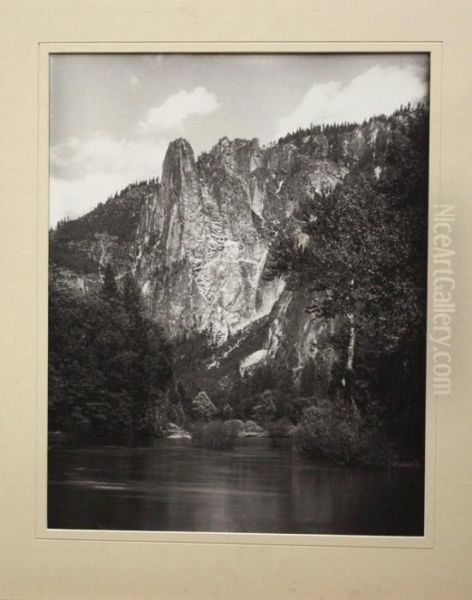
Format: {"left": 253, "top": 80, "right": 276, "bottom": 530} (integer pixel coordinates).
{"left": 37, "top": 41, "right": 441, "bottom": 549}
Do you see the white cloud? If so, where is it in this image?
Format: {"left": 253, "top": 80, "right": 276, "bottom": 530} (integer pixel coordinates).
{"left": 275, "top": 65, "right": 427, "bottom": 138}
{"left": 49, "top": 86, "right": 221, "bottom": 226}
{"left": 52, "top": 135, "right": 167, "bottom": 176}
{"left": 138, "top": 86, "right": 220, "bottom": 133}
{"left": 50, "top": 135, "right": 168, "bottom": 226}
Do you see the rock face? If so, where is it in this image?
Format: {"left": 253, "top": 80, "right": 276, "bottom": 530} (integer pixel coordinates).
{"left": 132, "top": 134, "right": 350, "bottom": 341}
{"left": 135, "top": 138, "right": 274, "bottom": 338}
{"left": 50, "top": 112, "right": 413, "bottom": 387}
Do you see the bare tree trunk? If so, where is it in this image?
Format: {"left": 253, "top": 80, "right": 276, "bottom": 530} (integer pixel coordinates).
{"left": 346, "top": 318, "right": 356, "bottom": 371}
{"left": 344, "top": 313, "right": 357, "bottom": 412}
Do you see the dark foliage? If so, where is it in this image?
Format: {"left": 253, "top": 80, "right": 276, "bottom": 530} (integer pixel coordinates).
{"left": 191, "top": 420, "right": 239, "bottom": 450}
{"left": 265, "top": 106, "right": 429, "bottom": 462}
{"left": 48, "top": 266, "right": 173, "bottom": 444}
{"left": 48, "top": 238, "right": 98, "bottom": 274}
{"left": 295, "top": 399, "right": 396, "bottom": 466}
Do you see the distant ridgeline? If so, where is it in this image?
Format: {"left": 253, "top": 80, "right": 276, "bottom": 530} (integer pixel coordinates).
{"left": 49, "top": 104, "right": 428, "bottom": 463}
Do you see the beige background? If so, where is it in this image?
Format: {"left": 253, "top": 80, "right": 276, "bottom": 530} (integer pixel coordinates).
{"left": 1, "top": 1, "right": 471, "bottom": 598}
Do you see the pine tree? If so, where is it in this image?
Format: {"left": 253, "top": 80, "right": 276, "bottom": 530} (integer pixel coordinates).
{"left": 299, "top": 358, "right": 317, "bottom": 397}
{"left": 102, "top": 263, "right": 118, "bottom": 298}
{"left": 122, "top": 272, "right": 143, "bottom": 324}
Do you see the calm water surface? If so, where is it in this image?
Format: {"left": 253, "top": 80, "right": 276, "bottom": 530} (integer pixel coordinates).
{"left": 48, "top": 438, "right": 424, "bottom": 535}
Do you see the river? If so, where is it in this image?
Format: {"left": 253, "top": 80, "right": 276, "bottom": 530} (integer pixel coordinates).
{"left": 48, "top": 438, "right": 424, "bottom": 535}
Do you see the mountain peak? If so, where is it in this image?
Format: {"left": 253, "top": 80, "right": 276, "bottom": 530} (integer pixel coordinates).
{"left": 162, "top": 138, "right": 196, "bottom": 184}
{"left": 168, "top": 137, "right": 194, "bottom": 152}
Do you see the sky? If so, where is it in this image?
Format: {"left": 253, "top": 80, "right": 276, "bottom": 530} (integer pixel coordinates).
{"left": 50, "top": 53, "right": 429, "bottom": 226}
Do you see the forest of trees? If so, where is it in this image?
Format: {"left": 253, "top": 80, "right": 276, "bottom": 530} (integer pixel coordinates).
{"left": 49, "top": 106, "right": 428, "bottom": 465}
{"left": 48, "top": 265, "right": 173, "bottom": 444}
{"left": 265, "top": 105, "right": 429, "bottom": 462}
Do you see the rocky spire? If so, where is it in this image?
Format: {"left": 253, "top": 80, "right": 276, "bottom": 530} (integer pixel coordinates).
{"left": 161, "top": 138, "right": 196, "bottom": 189}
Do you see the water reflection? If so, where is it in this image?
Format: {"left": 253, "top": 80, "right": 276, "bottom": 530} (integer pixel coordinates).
{"left": 48, "top": 438, "right": 424, "bottom": 535}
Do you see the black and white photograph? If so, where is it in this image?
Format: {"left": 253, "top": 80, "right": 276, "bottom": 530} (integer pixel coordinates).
{"left": 47, "top": 52, "right": 429, "bottom": 535}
